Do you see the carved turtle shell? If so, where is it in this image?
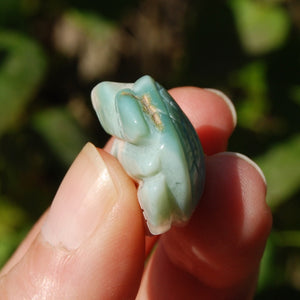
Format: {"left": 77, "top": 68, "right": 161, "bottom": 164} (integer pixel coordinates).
{"left": 154, "top": 81, "right": 205, "bottom": 213}
{"left": 91, "top": 75, "right": 205, "bottom": 234}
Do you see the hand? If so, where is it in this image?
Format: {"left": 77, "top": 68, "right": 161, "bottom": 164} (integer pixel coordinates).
{"left": 0, "top": 87, "right": 272, "bottom": 299}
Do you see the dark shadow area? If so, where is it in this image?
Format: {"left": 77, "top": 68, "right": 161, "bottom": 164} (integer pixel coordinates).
{"left": 182, "top": 1, "right": 246, "bottom": 87}
{"left": 68, "top": 0, "right": 140, "bottom": 19}
{"left": 255, "top": 286, "right": 300, "bottom": 300}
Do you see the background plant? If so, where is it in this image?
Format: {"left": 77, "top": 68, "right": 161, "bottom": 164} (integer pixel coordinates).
{"left": 0, "top": 0, "right": 300, "bottom": 298}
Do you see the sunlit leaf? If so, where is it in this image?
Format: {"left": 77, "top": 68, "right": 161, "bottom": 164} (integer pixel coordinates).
{"left": 290, "top": 85, "right": 300, "bottom": 106}
{"left": 0, "top": 229, "right": 28, "bottom": 268}
{"left": 0, "top": 196, "right": 29, "bottom": 267}
{"left": 232, "top": 61, "right": 269, "bottom": 131}
{"left": 0, "top": 197, "right": 27, "bottom": 236}
{"left": 257, "top": 235, "right": 284, "bottom": 292}
{"left": 229, "top": 0, "right": 290, "bottom": 54}
{"left": 0, "top": 31, "right": 47, "bottom": 136}
{"left": 255, "top": 134, "right": 300, "bottom": 209}
{"left": 273, "top": 230, "right": 300, "bottom": 248}
{"left": 32, "top": 107, "right": 88, "bottom": 166}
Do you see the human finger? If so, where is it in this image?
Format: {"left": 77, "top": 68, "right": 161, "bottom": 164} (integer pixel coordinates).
{"left": 168, "top": 87, "right": 236, "bottom": 155}
{"left": 138, "top": 153, "right": 272, "bottom": 299}
{"left": 0, "top": 143, "right": 145, "bottom": 299}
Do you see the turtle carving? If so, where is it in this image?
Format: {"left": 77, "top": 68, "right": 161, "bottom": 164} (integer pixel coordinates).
{"left": 91, "top": 75, "right": 205, "bottom": 235}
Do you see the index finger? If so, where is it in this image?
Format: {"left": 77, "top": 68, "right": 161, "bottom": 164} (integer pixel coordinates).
{"left": 168, "top": 87, "right": 237, "bottom": 155}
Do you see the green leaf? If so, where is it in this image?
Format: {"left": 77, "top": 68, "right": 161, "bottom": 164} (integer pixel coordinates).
{"left": 273, "top": 230, "right": 300, "bottom": 248}
{"left": 229, "top": 0, "right": 290, "bottom": 54}
{"left": 0, "top": 31, "right": 47, "bottom": 136}
{"left": 0, "top": 196, "right": 29, "bottom": 267}
{"left": 255, "top": 134, "right": 300, "bottom": 209}
{"left": 257, "top": 235, "right": 284, "bottom": 292}
{"left": 232, "top": 61, "right": 269, "bottom": 131}
{"left": 290, "top": 85, "right": 300, "bottom": 107}
{"left": 32, "top": 107, "right": 88, "bottom": 166}
{"left": 0, "top": 197, "right": 27, "bottom": 236}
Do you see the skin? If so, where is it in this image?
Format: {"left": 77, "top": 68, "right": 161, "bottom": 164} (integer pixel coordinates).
{"left": 0, "top": 87, "right": 272, "bottom": 299}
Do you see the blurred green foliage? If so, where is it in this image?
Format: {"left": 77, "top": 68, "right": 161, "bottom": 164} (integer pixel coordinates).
{"left": 0, "top": 0, "right": 299, "bottom": 297}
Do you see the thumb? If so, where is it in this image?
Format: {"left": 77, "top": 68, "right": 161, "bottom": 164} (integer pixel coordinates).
{"left": 0, "top": 143, "right": 145, "bottom": 299}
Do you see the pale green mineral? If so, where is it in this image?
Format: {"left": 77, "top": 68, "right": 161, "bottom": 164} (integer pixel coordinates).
{"left": 91, "top": 75, "right": 205, "bottom": 234}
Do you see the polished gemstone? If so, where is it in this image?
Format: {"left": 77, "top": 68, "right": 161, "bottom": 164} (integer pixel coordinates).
{"left": 91, "top": 75, "right": 205, "bottom": 234}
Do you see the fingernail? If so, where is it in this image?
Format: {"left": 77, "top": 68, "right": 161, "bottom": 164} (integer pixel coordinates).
{"left": 221, "top": 152, "right": 267, "bottom": 186}
{"left": 205, "top": 89, "right": 237, "bottom": 127}
{"left": 42, "top": 142, "right": 117, "bottom": 250}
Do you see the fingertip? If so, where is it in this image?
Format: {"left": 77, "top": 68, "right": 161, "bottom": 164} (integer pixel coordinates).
{"left": 215, "top": 152, "right": 272, "bottom": 242}
{"left": 204, "top": 88, "right": 237, "bottom": 127}
{"left": 224, "top": 152, "right": 267, "bottom": 186}
{"left": 1, "top": 144, "right": 145, "bottom": 299}
{"left": 161, "top": 152, "right": 272, "bottom": 290}
{"left": 169, "top": 87, "right": 236, "bottom": 155}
